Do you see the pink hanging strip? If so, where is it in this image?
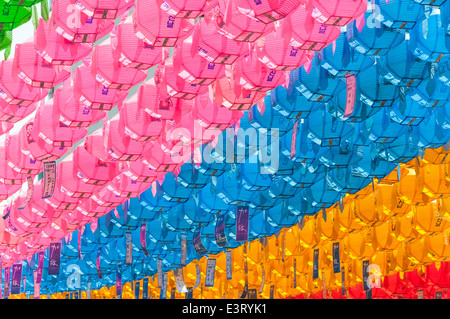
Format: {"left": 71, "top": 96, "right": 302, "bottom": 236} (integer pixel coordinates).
{"left": 343, "top": 73, "right": 356, "bottom": 118}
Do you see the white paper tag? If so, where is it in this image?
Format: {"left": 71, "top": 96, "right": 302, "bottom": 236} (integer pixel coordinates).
{"left": 181, "top": 234, "right": 187, "bottom": 266}
{"left": 226, "top": 250, "right": 232, "bottom": 280}
{"left": 174, "top": 268, "right": 187, "bottom": 293}
{"left": 205, "top": 258, "right": 216, "bottom": 287}
{"left": 157, "top": 259, "right": 163, "bottom": 288}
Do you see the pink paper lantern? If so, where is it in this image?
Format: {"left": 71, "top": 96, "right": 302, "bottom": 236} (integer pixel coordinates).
{"left": 235, "top": 0, "right": 301, "bottom": 24}
{"left": 0, "top": 145, "right": 25, "bottom": 187}
{"left": 106, "top": 173, "right": 151, "bottom": 198}
{"left": 119, "top": 95, "right": 165, "bottom": 142}
{"left": 75, "top": 197, "right": 112, "bottom": 218}
{"left": 54, "top": 85, "right": 106, "bottom": 128}
{"left": 0, "top": 98, "right": 37, "bottom": 123}
{"left": 174, "top": 37, "right": 226, "bottom": 86}
{"left": 289, "top": 6, "right": 341, "bottom": 51}
{"left": 58, "top": 156, "right": 103, "bottom": 199}
{"left": 133, "top": 0, "right": 194, "bottom": 47}
{"left": 19, "top": 119, "right": 69, "bottom": 162}
{"left": 113, "top": 16, "right": 169, "bottom": 70}
{"left": 214, "top": 76, "right": 266, "bottom": 110}
{"left": 157, "top": 0, "right": 218, "bottom": 19}
{"left": 52, "top": 0, "right": 115, "bottom": 43}
{"left": 91, "top": 40, "right": 147, "bottom": 90}
{"left": 74, "top": 0, "right": 132, "bottom": 19}
{"left": 104, "top": 115, "right": 152, "bottom": 161}
{"left": 195, "top": 19, "right": 250, "bottom": 65}
{"left": 195, "top": 93, "right": 244, "bottom": 130}
{"left": 235, "top": 58, "right": 287, "bottom": 92}
{"left": 0, "top": 60, "right": 48, "bottom": 107}
{"left": 121, "top": 159, "right": 159, "bottom": 183}
{"left": 14, "top": 40, "right": 71, "bottom": 89}
{"left": 311, "top": 0, "right": 367, "bottom": 27}
{"left": 74, "top": 64, "right": 129, "bottom": 111}
{"left": 138, "top": 79, "right": 192, "bottom": 120}
{"left": 141, "top": 141, "right": 180, "bottom": 172}
{"left": 35, "top": 18, "right": 92, "bottom": 66}
{"left": 90, "top": 186, "right": 128, "bottom": 208}
{"left": 32, "top": 101, "right": 88, "bottom": 149}
{"left": 255, "top": 31, "right": 313, "bottom": 71}
{"left": 6, "top": 132, "right": 43, "bottom": 175}
{"left": 73, "top": 143, "right": 120, "bottom": 186}
{"left": 164, "top": 60, "right": 209, "bottom": 100}
{"left": 213, "top": 0, "right": 274, "bottom": 42}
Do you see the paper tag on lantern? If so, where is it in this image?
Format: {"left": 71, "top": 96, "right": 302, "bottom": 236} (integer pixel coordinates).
{"left": 174, "top": 268, "right": 188, "bottom": 293}
{"left": 33, "top": 271, "right": 40, "bottom": 299}
{"left": 193, "top": 263, "right": 201, "bottom": 289}
{"left": 366, "top": 289, "right": 372, "bottom": 299}
{"left": 226, "top": 250, "right": 233, "bottom": 280}
{"left": 157, "top": 259, "right": 163, "bottom": 288}
{"left": 205, "top": 258, "right": 216, "bottom": 287}
{"left": 214, "top": 213, "right": 227, "bottom": 247}
{"left": 134, "top": 281, "right": 140, "bottom": 299}
{"left": 36, "top": 251, "right": 44, "bottom": 284}
{"left": 42, "top": 161, "right": 56, "bottom": 198}
{"left": 193, "top": 228, "right": 208, "bottom": 255}
{"left": 87, "top": 282, "right": 91, "bottom": 299}
{"left": 116, "top": 266, "right": 122, "bottom": 299}
{"left": 10, "top": 263, "right": 22, "bottom": 295}
{"left": 125, "top": 232, "right": 133, "bottom": 266}
{"left": 160, "top": 273, "right": 168, "bottom": 299}
{"left": 259, "top": 265, "right": 266, "bottom": 294}
{"left": 96, "top": 248, "right": 102, "bottom": 279}
{"left": 322, "top": 274, "right": 327, "bottom": 299}
{"left": 48, "top": 242, "right": 61, "bottom": 275}
{"left": 181, "top": 234, "right": 187, "bottom": 266}
{"left": 333, "top": 242, "right": 341, "bottom": 274}
{"left": 170, "top": 287, "right": 176, "bottom": 299}
{"left": 344, "top": 74, "right": 356, "bottom": 118}
{"left": 417, "top": 289, "right": 424, "bottom": 299}
{"left": 4, "top": 268, "right": 10, "bottom": 298}
{"left": 140, "top": 223, "right": 149, "bottom": 257}
{"left": 269, "top": 285, "right": 274, "bottom": 299}
{"left": 248, "top": 289, "right": 257, "bottom": 299}
{"left": 142, "top": 278, "right": 149, "bottom": 299}
{"left": 236, "top": 206, "right": 249, "bottom": 242}
{"left": 293, "top": 259, "right": 297, "bottom": 288}
{"left": 17, "top": 176, "right": 34, "bottom": 210}
{"left": 290, "top": 120, "right": 298, "bottom": 159}
{"left": 362, "top": 260, "right": 370, "bottom": 291}
{"left": 313, "top": 249, "right": 319, "bottom": 279}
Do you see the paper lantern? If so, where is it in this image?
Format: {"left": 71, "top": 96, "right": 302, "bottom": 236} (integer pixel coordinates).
{"left": 311, "top": 0, "right": 367, "bottom": 26}
{"left": 35, "top": 18, "right": 92, "bottom": 67}
{"left": 174, "top": 37, "right": 226, "bottom": 86}
{"left": 91, "top": 40, "right": 147, "bottom": 90}
{"left": 73, "top": 64, "right": 129, "bottom": 111}
{"left": 289, "top": 6, "right": 341, "bottom": 51}
{"left": 256, "top": 31, "right": 313, "bottom": 71}
{"left": 235, "top": 0, "right": 300, "bottom": 24}
{"left": 214, "top": 0, "right": 274, "bottom": 42}
{"left": 113, "top": 16, "right": 168, "bottom": 70}
{"left": 133, "top": 0, "right": 194, "bottom": 47}
{"left": 119, "top": 95, "right": 165, "bottom": 142}
{"left": 52, "top": 0, "right": 115, "bottom": 43}
{"left": 74, "top": 0, "right": 132, "bottom": 19}
{"left": 0, "top": 60, "right": 48, "bottom": 107}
